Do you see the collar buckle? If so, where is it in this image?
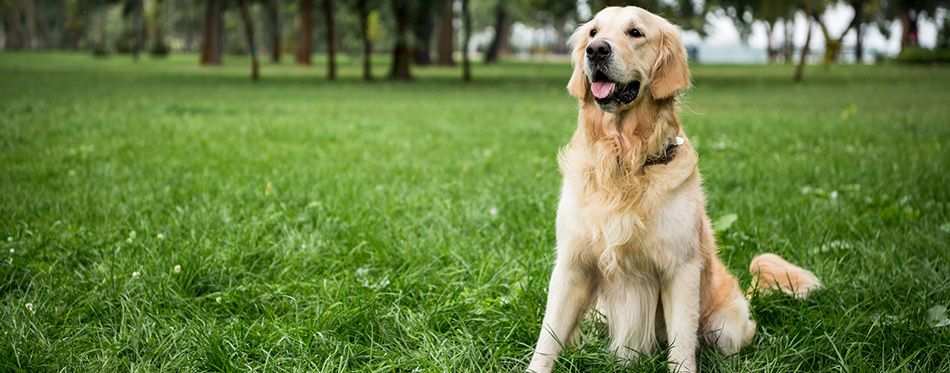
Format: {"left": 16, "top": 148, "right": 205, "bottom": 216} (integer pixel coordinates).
{"left": 644, "top": 137, "right": 684, "bottom": 167}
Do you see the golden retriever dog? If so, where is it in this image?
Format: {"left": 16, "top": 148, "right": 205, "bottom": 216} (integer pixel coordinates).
{"left": 527, "top": 6, "right": 821, "bottom": 373}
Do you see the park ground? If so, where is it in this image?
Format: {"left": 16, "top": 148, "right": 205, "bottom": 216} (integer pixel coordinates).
{"left": 1, "top": 53, "right": 949, "bottom": 372}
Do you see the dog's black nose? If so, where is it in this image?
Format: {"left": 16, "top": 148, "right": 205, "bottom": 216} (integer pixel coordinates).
{"left": 586, "top": 40, "right": 611, "bottom": 60}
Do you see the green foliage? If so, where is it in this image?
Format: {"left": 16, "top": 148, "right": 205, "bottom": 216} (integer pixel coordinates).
{"left": 150, "top": 40, "right": 171, "bottom": 57}
{"left": 0, "top": 53, "right": 949, "bottom": 372}
{"left": 896, "top": 46, "right": 950, "bottom": 63}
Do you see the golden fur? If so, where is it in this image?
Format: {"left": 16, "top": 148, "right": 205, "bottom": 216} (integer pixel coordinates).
{"left": 528, "top": 7, "right": 821, "bottom": 373}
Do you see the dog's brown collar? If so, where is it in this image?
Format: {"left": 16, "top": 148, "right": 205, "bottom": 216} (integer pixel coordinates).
{"left": 643, "top": 137, "right": 685, "bottom": 167}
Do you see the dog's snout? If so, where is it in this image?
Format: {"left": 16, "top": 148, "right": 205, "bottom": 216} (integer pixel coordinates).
{"left": 586, "top": 40, "right": 611, "bottom": 60}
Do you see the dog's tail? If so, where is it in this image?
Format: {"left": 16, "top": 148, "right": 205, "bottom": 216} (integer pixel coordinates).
{"left": 749, "top": 254, "right": 821, "bottom": 299}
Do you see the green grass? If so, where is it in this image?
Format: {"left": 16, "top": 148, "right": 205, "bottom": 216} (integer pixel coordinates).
{"left": 1, "top": 52, "right": 948, "bottom": 372}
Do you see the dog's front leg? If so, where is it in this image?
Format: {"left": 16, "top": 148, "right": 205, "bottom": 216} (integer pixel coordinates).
{"left": 661, "top": 259, "right": 702, "bottom": 372}
{"left": 527, "top": 259, "right": 594, "bottom": 373}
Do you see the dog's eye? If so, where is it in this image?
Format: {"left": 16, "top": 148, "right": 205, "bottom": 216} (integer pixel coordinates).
{"left": 589, "top": 29, "right": 597, "bottom": 37}
{"left": 627, "top": 28, "right": 644, "bottom": 38}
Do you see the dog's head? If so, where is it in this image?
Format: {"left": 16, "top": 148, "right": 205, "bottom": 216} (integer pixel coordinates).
{"left": 567, "top": 7, "right": 690, "bottom": 112}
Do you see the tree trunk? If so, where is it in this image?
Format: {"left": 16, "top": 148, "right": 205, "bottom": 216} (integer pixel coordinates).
{"left": 3, "top": 8, "right": 16, "bottom": 49}
{"left": 899, "top": 6, "right": 917, "bottom": 52}
{"left": 389, "top": 0, "right": 412, "bottom": 80}
{"left": 851, "top": 0, "right": 864, "bottom": 63}
{"left": 167, "top": 0, "right": 175, "bottom": 46}
{"left": 413, "top": 1, "right": 434, "bottom": 66}
{"left": 357, "top": 0, "right": 373, "bottom": 80}
{"left": 23, "top": 0, "right": 39, "bottom": 49}
{"left": 554, "top": 15, "right": 567, "bottom": 54}
{"left": 323, "top": 0, "right": 337, "bottom": 80}
{"left": 816, "top": 10, "right": 859, "bottom": 65}
{"left": 201, "top": 0, "right": 223, "bottom": 65}
{"left": 484, "top": 2, "right": 510, "bottom": 63}
{"left": 238, "top": 0, "right": 259, "bottom": 81}
{"left": 794, "top": 0, "right": 813, "bottom": 83}
{"left": 765, "top": 21, "right": 776, "bottom": 63}
{"left": 183, "top": 6, "right": 195, "bottom": 52}
{"left": 0, "top": 15, "right": 5, "bottom": 50}
{"left": 436, "top": 0, "right": 454, "bottom": 66}
{"left": 98, "top": 7, "right": 106, "bottom": 48}
{"left": 462, "top": 0, "right": 471, "bottom": 81}
{"left": 782, "top": 19, "right": 795, "bottom": 63}
{"left": 65, "top": 0, "right": 83, "bottom": 50}
{"left": 855, "top": 23, "right": 864, "bottom": 63}
{"left": 297, "top": 0, "right": 313, "bottom": 65}
{"left": 133, "top": 6, "right": 144, "bottom": 62}
{"left": 266, "top": 0, "right": 281, "bottom": 63}
{"left": 32, "top": 1, "right": 51, "bottom": 48}
{"left": 6, "top": 0, "right": 27, "bottom": 49}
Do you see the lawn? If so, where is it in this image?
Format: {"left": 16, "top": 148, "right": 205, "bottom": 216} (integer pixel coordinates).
{"left": 1, "top": 52, "right": 948, "bottom": 372}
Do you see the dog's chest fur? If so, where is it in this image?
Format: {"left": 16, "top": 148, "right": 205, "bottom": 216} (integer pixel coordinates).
{"left": 558, "top": 131, "right": 702, "bottom": 278}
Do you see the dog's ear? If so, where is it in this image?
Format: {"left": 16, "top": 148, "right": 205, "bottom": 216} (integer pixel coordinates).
{"left": 566, "top": 25, "right": 590, "bottom": 100}
{"left": 650, "top": 26, "right": 691, "bottom": 100}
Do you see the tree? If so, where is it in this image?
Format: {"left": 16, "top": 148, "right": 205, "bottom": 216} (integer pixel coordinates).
{"left": 814, "top": 0, "right": 867, "bottom": 65}
{"left": 389, "top": 0, "right": 412, "bottom": 80}
{"left": 4, "top": 0, "right": 27, "bottom": 49}
{"left": 713, "top": 0, "right": 798, "bottom": 62}
{"left": 412, "top": 0, "right": 436, "bottom": 65}
{"left": 355, "top": 0, "right": 375, "bottom": 80}
{"left": 65, "top": 0, "right": 85, "bottom": 50}
{"left": 265, "top": 0, "right": 282, "bottom": 63}
{"left": 794, "top": 0, "right": 814, "bottom": 82}
{"left": 715, "top": 0, "right": 763, "bottom": 45}
{"left": 296, "top": 0, "right": 313, "bottom": 65}
{"left": 200, "top": 0, "right": 224, "bottom": 65}
{"left": 144, "top": 0, "right": 170, "bottom": 56}
{"left": 323, "top": 0, "right": 337, "bottom": 79}
{"left": 851, "top": 0, "right": 869, "bottom": 62}
{"left": 530, "top": 0, "right": 576, "bottom": 54}
{"left": 484, "top": 1, "right": 510, "bottom": 63}
{"left": 874, "top": 0, "right": 945, "bottom": 52}
{"left": 237, "top": 0, "right": 259, "bottom": 81}
{"left": 121, "top": 0, "right": 145, "bottom": 61}
{"left": 462, "top": 0, "right": 471, "bottom": 81}
{"left": 22, "top": 0, "right": 44, "bottom": 49}
{"left": 436, "top": 0, "right": 454, "bottom": 66}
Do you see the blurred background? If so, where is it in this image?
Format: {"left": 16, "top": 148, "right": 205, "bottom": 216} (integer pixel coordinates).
{"left": 2, "top": 0, "right": 948, "bottom": 78}
{"left": 3, "top": 2, "right": 950, "bottom": 371}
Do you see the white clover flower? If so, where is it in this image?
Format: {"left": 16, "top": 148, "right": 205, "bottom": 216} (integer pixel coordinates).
{"left": 132, "top": 271, "right": 140, "bottom": 279}
{"left": 157, "top": 233, "right": 164, "bottom": 240}
{"left": 6, "top": 237, "right": 12, "bottom": 242}
{"left": 25, "top": 303, "right": 34, "bottom": 314}
{"left": 9, "top": 248, "right": 13, "bottom": 254}
{"left": 129, "top": 231, "right": 136, "bottom": 239}
{"left": 489, "top": 207, "right": 499, "bottom": 216}
{"left": 215, "top": 297, "right": 222, "bottom": 304}
{"left": 126, "top": 238, "right": 133, "bottom": 244}
{"left": 173, "top": 265, "right": 181, "bottom": 274}
{"left": 830, "top": 191, "right": 839, "bottom": 199}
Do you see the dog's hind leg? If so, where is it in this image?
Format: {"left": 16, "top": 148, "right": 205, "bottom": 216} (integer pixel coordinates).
{"left": 699, "top": 259, "right": 756, "bottom": 355}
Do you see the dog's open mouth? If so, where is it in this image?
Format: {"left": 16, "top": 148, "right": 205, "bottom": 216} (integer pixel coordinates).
{"left": 591, "top": 70, "right": 640, "bottom": 105}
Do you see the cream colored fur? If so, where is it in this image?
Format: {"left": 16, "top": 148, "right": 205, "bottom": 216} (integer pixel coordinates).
{"left": 527, "top": 7, "right": 821, "bottom": 373}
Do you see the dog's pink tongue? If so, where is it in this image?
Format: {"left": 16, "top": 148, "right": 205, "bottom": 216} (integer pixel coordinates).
{"left": 591, "top": 81, "right": 615, "bottom": 99}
